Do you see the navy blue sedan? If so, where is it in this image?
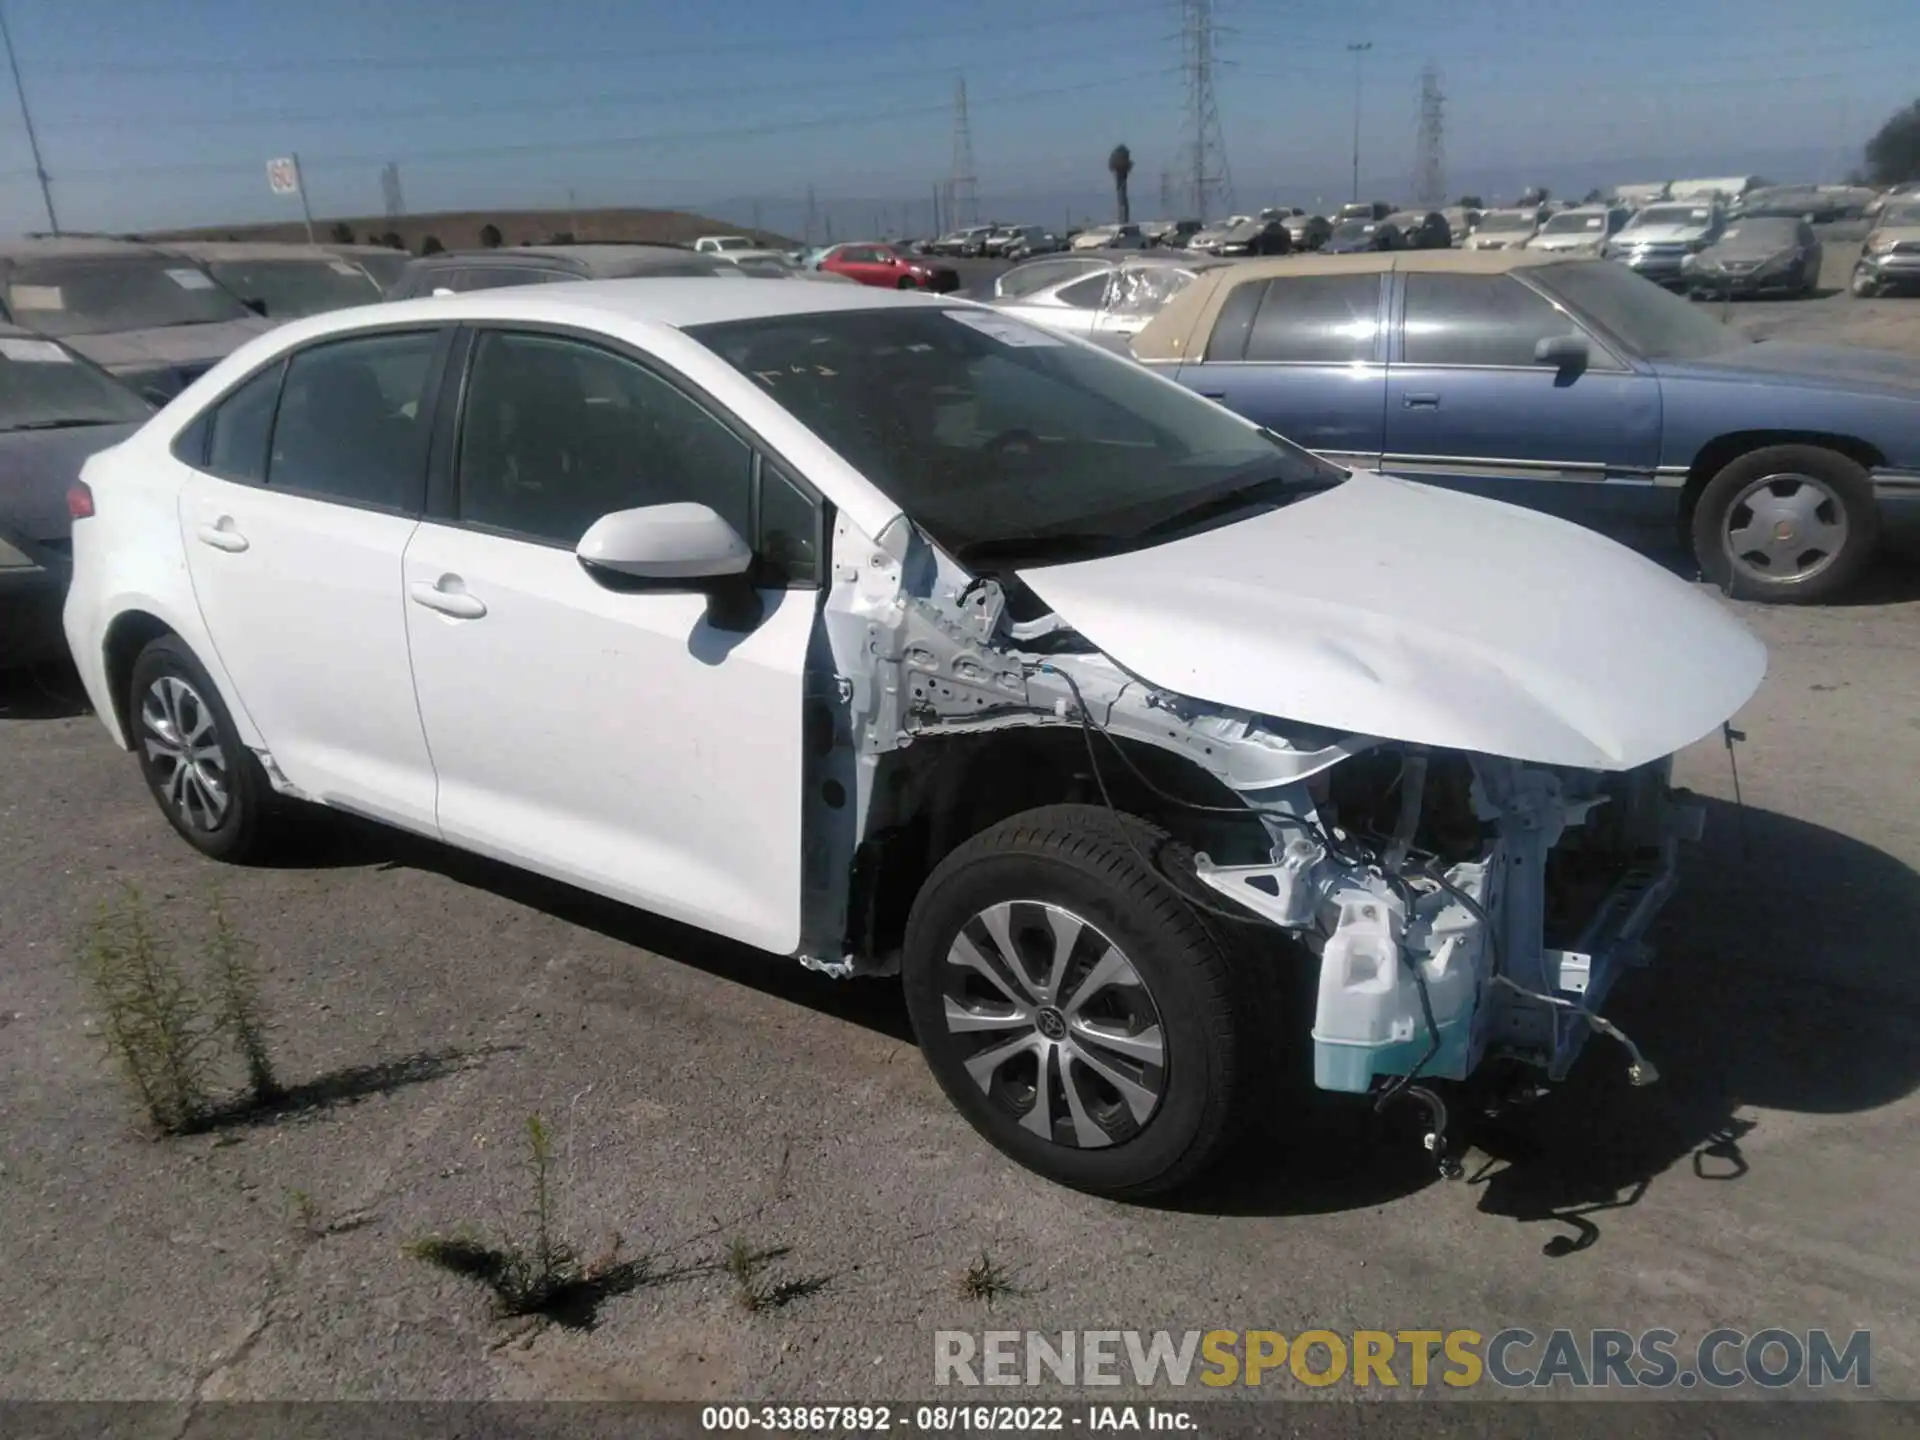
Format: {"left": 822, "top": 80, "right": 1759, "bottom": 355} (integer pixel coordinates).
{"left": 1132, "top": 250, "right": 1920, "bottom": 601}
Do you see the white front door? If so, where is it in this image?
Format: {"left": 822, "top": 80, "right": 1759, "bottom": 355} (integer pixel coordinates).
{"left": 176, "top": 328, "right": 450, "bottom": 830}
{"left": 401, "top": 327, "right": 820, "bottom": 955}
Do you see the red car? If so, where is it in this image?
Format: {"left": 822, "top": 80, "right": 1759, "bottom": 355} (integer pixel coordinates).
{"left": 820, "top": 242, "right": 961, "bottom": 292}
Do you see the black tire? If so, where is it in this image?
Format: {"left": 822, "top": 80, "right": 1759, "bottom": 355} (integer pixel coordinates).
{"left": 1691, "top": 444, "right": 1880, "bottom": 603}
{"left": 902, "top": 804, "right": 1283, "bottom": 1198}
{"left": 1851, "top": 269, "right": 1880, "bottom": 299}
{"left": 127, "top": 634, "right": 278, "bottom": 861}
{"left": 895, "top": 275, "right": 916, "bottom": 290}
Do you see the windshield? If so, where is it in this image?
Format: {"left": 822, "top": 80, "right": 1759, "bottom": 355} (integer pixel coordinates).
{"left": 0, "top": 336, "right": 152, "bottom": 431}
{"left": 687, "top": 307, "right": 1342, "bottom": 565}
{"left": 204, "top": 258, "right": 381, "bottom": 318}
{"left": 1532, "top": 261, "right": 1748, "bottom": 361}
{"left": 1476, "top": 212, "right": 1536, "bottom": 232}
{"left": 1714, "top": 220, "right": 1799, "bottom": 249}
{"left": 1330, "top": 222, "right": 1376, "bottom": 242}
{"left": 347, "top": 251, "right": 409, "bottom": 291}
{"left": 1540, "top": 212, "right": 1606, "bottom": 234}
{"left": 3, "top": 257, "right": 251, "bottom": 337}
{"left": 1880, "top": 203, "right": 1920, "bottom": 227}
{"left": 1629, "top": 205, "right": 1714, "bottom": 229}
{"left": 707, "top": 237, "right": 755, "bottom": 251}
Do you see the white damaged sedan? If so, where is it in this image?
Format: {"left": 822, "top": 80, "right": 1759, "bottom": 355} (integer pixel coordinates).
{"left": 62, "top": 280, "right": 1764, "bottom": 1197}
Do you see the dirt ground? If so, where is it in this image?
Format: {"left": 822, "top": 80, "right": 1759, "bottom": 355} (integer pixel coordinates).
{"left": 2, "top": 277, "right": 1918, "bottom": 1419}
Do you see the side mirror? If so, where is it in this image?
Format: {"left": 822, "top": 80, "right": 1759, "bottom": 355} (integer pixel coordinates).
{"left": 242, "top": 297, "right": 269, "bottom": 317}
{"left": 1534, "top": 335, "right": 1589, "bottom": 371}
{"left": 576, "top": 502, "right": 762, "bottom": 629}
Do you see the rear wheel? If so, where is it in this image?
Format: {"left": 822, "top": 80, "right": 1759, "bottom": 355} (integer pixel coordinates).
{"left": 128, "top": 635, "right": 278, "bottom": 861}
{"left": 1691, "top": 444, "right": 1879, "bottom": 602}
{"left": 902, "top": 804, "right": 1281, "bottom": 1198}
{"left": 895, "top": 275, "right": 916, "bottom": 290}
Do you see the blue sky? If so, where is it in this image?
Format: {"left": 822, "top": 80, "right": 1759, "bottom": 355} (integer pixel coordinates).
{"left": 1, "top": 0, "right": 1916, "bottom": 235}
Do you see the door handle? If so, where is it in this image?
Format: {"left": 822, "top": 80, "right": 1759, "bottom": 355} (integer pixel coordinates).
{"left": 195, "top": 520, "right": 249, "bottom": 553}
{"left": 408, "top": 579, "right": 487, "bottom": 620}
{"left": 1402, "top": 393, "right": 1442, "bottom": 409}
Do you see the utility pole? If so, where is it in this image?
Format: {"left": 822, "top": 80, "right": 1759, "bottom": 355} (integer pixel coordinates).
{"left": 291, "top": 152, "right": 317, "bottom": 245}
{"left": 807, "top": 184, "right": 820, "bottom": 245}
{"left": 1346, "top": 42, "right": 1372, "bottom": 205}
{"left": 1180, "top": 0, "right": 1232, "bottom": 220}
{"left": 0, "top": 0, "right": 56, "bottom": 233}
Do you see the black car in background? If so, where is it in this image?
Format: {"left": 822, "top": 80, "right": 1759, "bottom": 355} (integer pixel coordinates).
{"left": 0, "top": 324, "right": 152, "bottom": 665}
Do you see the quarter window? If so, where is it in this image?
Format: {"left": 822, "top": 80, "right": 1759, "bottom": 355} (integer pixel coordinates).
{"left": 266, "top": 331, "right": 441, "bottom": 509}
{"left": 455, "top": 330, "right": 753, "bottom": 549}
{"left": 203, "top": 360, "right": 284, "bottom": 482}
{"left": 1402, "top": 273, "right": 1590, "bottom": 368}
{"left": 1054, "top": 273, "right": 1111, "bottom": 309}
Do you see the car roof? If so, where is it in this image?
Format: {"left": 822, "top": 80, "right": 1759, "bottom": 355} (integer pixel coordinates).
{"left": 364, "top": 275, "right": 950, "bottom": 332}
{"left": 1132, "top": 249, "right": 1571, "bottom": 362}
{"left": 155, "top": 241, "right": 361, "bottom": 263}
{"left": 0, "top": 236, "right": 166, "bottom": 261}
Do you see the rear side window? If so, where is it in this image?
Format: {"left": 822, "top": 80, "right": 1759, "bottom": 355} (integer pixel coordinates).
{"left": 204, "top": 360, "right": 284, "bottom": 481}
{"left": 1054, "top": 273, "right": 1111, "bottom": 309}
{"left": 267, "top": 331, "right": 442, "bottom": 509}
{"left": 1403, "top": 273, "right": 1583, "bottom": 368}
{"left": 1212, "top": 275, "right": 1382, "bottom": 363}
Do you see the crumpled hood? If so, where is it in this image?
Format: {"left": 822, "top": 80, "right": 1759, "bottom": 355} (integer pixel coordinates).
{"left": 59, "top": 317, "right": 274, "bottom": 375}
{"left": 0, "top": 422, "right": 141, "bottom": 543}
{"left": 1017, "top": 472, "right": 1766, "bottom": 772}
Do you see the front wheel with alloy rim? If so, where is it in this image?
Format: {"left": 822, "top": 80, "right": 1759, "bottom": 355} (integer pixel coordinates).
{"left": 1691, "top": 444, "right": 1880, "bottom": 603}
{"left": 128, "top": 634, "right": 278, "bottom": 861}
{"left": 902, "top": 804, "right": 1277, "bottom": 1198}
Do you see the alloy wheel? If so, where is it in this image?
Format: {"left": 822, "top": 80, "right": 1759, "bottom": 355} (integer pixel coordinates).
{"left": 1723, "top": 473, "right": 1849, "bottom": 587}
{"left": 140, "top": 675, "right": 230, "bottom": 831}
{"left": 939, "top": 900, "right": 1167, "bottom": 1149}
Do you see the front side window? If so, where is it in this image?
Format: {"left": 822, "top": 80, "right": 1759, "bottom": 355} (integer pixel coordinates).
{"left": 456, "top": 330, "right": 752, "bottom": 548}
{"left": 1053, "top": 273, "right": 1111, "bottom": 309}
{"left": 1530, "top": 260, "right": 1746, "bottom": 360}
{"left": 1237, "top": 275, "right": 1383, "bottom": 364}
{"left": 3, "top": 257, "right": 251, "bottom": 338}
{"left": 688, "top": 307, "right": 1344, "bottom": 568}
{"left": 267, "top": 331, "right": 441, "bottom": 508}
{"left": 1402, "top": 273, "right": 1590, "bottom": 368}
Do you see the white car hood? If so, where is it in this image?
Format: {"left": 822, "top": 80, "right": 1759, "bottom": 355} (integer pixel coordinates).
{"left": 1016, "top": 472, "right": 1766, "bottom": 772}
{"left": 1616, "top": 223, "right": 1711, "bottom": 245}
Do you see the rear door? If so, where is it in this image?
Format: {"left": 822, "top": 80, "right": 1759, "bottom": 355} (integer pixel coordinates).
{"left": 176, "top": 327, "right": 451, "bottom": 830}
{"left": 1382, "top": 271, "right": 1668, "bottom": 533}
{"left": 1172, "top": 272, "right": 1389, "bottom": 468}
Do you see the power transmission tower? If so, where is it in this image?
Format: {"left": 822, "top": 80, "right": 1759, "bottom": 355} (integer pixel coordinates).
{"left": 1158, "top": 167, "right": 1174, "bottom": 216}
{"left": 1179, "top": 0, "right": 1232, "bottom": 220}
{"left": 0, "top": 0, "right": 56, "bottom": 233}
{"left": 805, "top": 184, "right": 818, "bottom": 245}
{"left": 1412, "top": 62, "right": 1446, "bottom": 209}
{"left": 949, "top": 75, "right": 979, "bottom": 228}
{"left": 380, "top": 161, "right": 406, "bottom": 219}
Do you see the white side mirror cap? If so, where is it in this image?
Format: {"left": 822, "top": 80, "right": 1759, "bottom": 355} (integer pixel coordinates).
{"left": 576, "top": 502, "right": 752, "bottom": 581}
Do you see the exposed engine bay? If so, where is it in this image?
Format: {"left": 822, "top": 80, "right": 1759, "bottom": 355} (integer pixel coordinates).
{"left": 807, "top": 511, "right": 1709, "bottom": 1144}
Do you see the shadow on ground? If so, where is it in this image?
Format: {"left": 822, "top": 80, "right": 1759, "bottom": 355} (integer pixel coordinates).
{"left": 0, "top": 656, "right": 92, "bottom": 721}
{"left": 260, "top": 809, "right": 918, "bottom": 1044}
{"left": 187, "top": 1045, "right": 510, "bottom": 1133}
{"left": 1171, "top": 796, "right": 1920, "bottom": 1244}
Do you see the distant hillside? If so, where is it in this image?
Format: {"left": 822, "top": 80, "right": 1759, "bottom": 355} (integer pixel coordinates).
{"left": 144, "top": 206, "right": 796, "bottom": 255}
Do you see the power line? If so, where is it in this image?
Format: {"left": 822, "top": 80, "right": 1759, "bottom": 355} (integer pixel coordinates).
{"left": 11, "top": 68, "right": 1175, "bottom": 185}
{"left": 31, "top": 1, "right": 1166, "bottom": 75}
{"left": 29, "top": 37, "right": 1164, "bottom": 133}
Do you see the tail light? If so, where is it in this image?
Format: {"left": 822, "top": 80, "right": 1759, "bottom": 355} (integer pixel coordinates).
{"left": 67, "top": 480, "right": 95, "bottom": 520}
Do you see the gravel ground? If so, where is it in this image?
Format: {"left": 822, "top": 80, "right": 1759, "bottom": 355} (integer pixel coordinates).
{"left": 2, "top": 283, "right": 1918, "bottom": 1417}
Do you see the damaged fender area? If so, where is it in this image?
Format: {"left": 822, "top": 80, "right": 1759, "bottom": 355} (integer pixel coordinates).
{"left": 804, "top": 509, "right": 1711, "bottom": 1099}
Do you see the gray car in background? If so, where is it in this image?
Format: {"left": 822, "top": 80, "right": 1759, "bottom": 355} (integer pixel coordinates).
{"left": 155, "top": 241, "right": 385, "bottom": 319}
{"left": 0, "top": 324, "right": 151, "bottom": 664}
{"left": 1683, "top": 216, "right": 1823, "bottom": 299}
{"left": 0, "top": 238, "right": 272, "bottom": 400}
